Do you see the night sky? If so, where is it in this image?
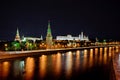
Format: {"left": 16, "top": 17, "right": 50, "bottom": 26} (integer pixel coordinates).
{"left": 0, "top": 0, "right": 120, "bottom": 41}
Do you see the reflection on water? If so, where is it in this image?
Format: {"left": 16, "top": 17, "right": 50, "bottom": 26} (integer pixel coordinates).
{"left": 95, "top": 48, "right": 98, "bottom": 64}
{"left": 39, "top": 55, "right": 47, "bottom": 79}
{"left": 99, "top": 48, "right": 103, "bottom": 65}
{"left": 0, "top": 46, "right": 118, "bottom": 80}
{"left": 65, "top": 51, "right": 73, "bottom": 78}
{"left": 13, "top": 60, "right": 24, "bottom": 79}
{"left": 104, "top": 47, "right": 107, "bottom": 64}
{"left": 75, "top": 50, "right": 80, "bottom": 71}
{"left": 55, "top": 52, "right": 61, "bottom": 76}
{"left": 2, "top": 62, "right": 10, "bottom": 78}
{"left": 115, "top": 46, "right": 119, "bottom": 53}
{"left": 83, "top": 49, "right": 87, "bottom": 70}
{"left": 25, "top": 57, "right": 35, "bottom": 80}
{"left": 95, "top": 48, "right": 98, "bottom": 55}
{"left": 0, "top": 61, "right": 10, "bottom": 80}
{"left": 89, "top": 49, "right": 93, "bottom": 68}
{"left": 109, "top": 47, "right": 112, "bottom": 57}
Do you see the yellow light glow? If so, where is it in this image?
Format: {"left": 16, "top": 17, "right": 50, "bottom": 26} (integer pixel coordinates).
{"left": 54, "top": 52, "right": 61, "bottom": 76}
{"left": 109, "top": 47, "right": 112, "bottom": 57}
{"left": 103, "top": 49, "right": 107, "bottom": 64}
{"left": 39, "top": 55, "right": 47, "bottom": 78}
{"left": 84, "top": 49, "right": 87, "bottom": 57}
{"left": 89, "top": 49, "right": 93, "bottom": 68}
{"left": 83, "top": 49, "right": 88, "bottom": 70}
{"left": 2, "top": 61, "right": 10, "bottom": 78}
{"left": 25, "top": 57, "right": 35, "bottom": 80}
{"left": 95, "top": 48, "right": 98, "bottom": 55}
{"left": 65, "top": 51, "right": 73, "bottom": 78}
{"left": 75, "top": 50, "right": 80, "bottom": 71}
{"left": 99, "top": 48, "right": 103, "bottom": 65}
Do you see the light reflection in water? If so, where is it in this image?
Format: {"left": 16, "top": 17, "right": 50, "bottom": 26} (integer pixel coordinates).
{"left": 51, "top": 54, "right": 56, "bottom": 73}
{"left": 95, "top": 48, "right": 98, "bottom": 55}
{"left": 99, "top": 48, "right": 103, "bottom": 65}
{"left": 54, "top": 52, "right": 62, "bottom": 76}
{"left": 95, "top": 48, "right": 98, "bottom": 63}
{"left": 25, "top": 57, "right": 35, "bottom": 80}
{"left": 104, "top": 47, "right": 107, "bottom": 64}
{"left": 0, "top": 63, "right": 2, "bottom": 78}
{"left": 65, "top": 51, "right": 73, "bottom": 78}
{"left": 84, "top": 49, "right": 87, "bottom": 57}
{"left": 112, "top": 47, "right": 115, "bottom": 57}
{"left": 109, "top": 47, "right": 112, "bottom": 57}
{"left": 39, "top": 55, "right": 47, "bottom": 78}
{"left": 0, "top": 46, "right": 117, "bottom": 80}
{"left": 75, "top": 50, "right": 80, "bottom": 71}
{"left": 115, "top": 46, "right": 119, "bottom": 53}
{"left": 118, "top": 54, "right": 120, "bottom": 66}
{"left": 89, "top": 49, "right": 93, "bottom": 68}
{"left": 13, "top": 60, "right": 24, "bottom": 78}
{"left": 83, "top": 49, "right": 87, "bottom": 70}
{"left": 2, "top": 61, "right": 10, "bottom": 78}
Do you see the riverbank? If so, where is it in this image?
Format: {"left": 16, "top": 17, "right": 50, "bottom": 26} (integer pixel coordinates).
{"left": 0, "top": 45, "right": 118, "bottom": 60}
{"left": 6, "top": 45, "right": 120, "bottom": 54}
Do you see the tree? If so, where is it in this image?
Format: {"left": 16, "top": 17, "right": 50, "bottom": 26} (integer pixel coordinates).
{"left": 11, "top": 41, "right": 21, "bottom": 51}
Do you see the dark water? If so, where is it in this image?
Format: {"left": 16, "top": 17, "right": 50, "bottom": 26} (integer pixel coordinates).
{"left": 0, "top": 47, "right": 118, "bottom": 80}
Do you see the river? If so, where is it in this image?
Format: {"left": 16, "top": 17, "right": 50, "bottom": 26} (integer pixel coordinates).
{"left": 0, "top": 47, "right": 118, "bottom": 80}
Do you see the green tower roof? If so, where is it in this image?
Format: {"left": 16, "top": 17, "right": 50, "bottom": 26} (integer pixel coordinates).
{"left": 47, "top": 20, "right": 52, "bottom": 36}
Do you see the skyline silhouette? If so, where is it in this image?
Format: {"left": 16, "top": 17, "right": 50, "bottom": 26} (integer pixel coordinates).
{"left": 0, "top": 0, "right": 120, "bottom": 40}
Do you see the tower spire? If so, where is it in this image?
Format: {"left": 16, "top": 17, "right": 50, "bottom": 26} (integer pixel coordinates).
{"left": 47, "top": 20, "right": 52, "bottom": 36}
{"left": 15, "top": 27, "right": 21, "bottom": 42}
{"left": 46, "top": 20, "right": 53, "bottom": 49}
{"left": 16, "top": 28, "right": 19, "bottom": 36}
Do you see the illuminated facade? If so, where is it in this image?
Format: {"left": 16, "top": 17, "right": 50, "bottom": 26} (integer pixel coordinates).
{"left": 21, "top": 35, "right": 43, "bottom": 42}
{"left": 14, "top": 28, "right": 21, "bottom": 42}
{"left": 14, "top": 28, "right": 43, "bottom": 42}
{"left": 56, "top": 32, "right": 89, "bottom": 41}
{"left": 46, "top": 20, "right": 53, "bottom": 49}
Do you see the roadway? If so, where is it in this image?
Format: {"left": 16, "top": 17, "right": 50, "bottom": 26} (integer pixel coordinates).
{"left": 0, "top": 44, "right": 119, "bottom": 60}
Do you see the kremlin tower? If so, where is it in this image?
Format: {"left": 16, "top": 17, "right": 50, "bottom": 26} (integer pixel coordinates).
{"left": 14, "top": 28, "right": 21, "bottom": 42}
{"left": 46, "top": 20, "right": 53, "bottom": 49}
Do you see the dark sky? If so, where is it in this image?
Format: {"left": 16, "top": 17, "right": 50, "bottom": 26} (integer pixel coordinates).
{"left": 0, "top": 0, "right": 120, "bottom": 41}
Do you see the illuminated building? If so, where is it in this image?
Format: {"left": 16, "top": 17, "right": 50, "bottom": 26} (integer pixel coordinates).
{"left": 46, "top": 20, "right": 53, "bottom": 49}
{"left": 56, "top": 32, "right": 89, "bottom": 41}
{"left": 14, "top": 28, "right": 43, "bottom": 42}
{"left": 21, "top": 35, "right": 43, "bottom": 42}
{"left": 14, "top": 28, "right": 21, "bottom": 42}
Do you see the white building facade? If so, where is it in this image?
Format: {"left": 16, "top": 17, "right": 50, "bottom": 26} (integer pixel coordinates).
{"left": 56, "top": 32, "right": 89, "bottom": 41}
{"left": 21, "top": 35, "right": 43, "bottom": 42}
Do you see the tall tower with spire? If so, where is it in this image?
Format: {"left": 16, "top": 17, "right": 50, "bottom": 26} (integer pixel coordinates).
{"left": 14, "top": 28, "right": 21, "bottom": 42}
{"left": 46, "top": 20, "right": 53, "bottom": 49}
